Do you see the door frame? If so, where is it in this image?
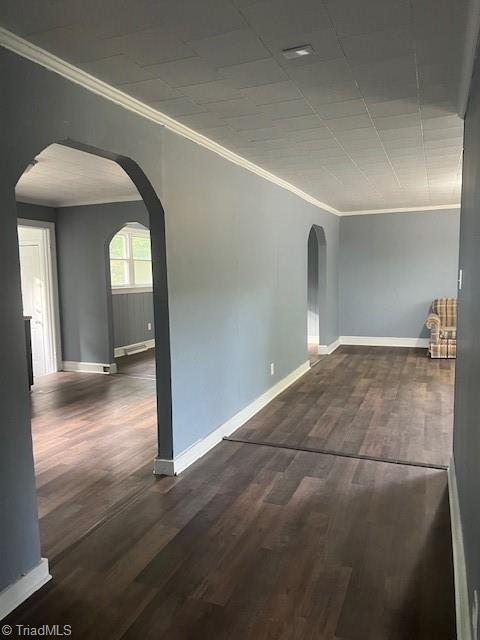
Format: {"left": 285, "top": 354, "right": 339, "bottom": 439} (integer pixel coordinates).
{"left": 18, "top": 218, "right": 62, "bottom": 373}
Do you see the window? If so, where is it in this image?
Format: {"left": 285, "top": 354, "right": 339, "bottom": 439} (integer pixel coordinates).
{"left": 109, "top": 226, "right": 152, "bottom": 290}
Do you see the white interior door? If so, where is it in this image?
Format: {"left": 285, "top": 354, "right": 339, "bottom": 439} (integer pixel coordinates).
{"left": 18, "top": 225, "right": 57, "bottom": 377}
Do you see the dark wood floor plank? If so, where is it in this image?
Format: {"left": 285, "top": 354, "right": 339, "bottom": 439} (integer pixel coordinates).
{"left": 116, "top": 349, "right": 156, "bottom": 379}
{"left": 5, "top": 346, "right": 456, "bottom": 639}
{"left": 235, "top": 345, "right": 454, "bottom": 467}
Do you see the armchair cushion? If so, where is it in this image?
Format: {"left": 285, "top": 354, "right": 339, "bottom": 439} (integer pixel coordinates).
{"left": 440, "top": 327, "right": 456, "bottom": 340}
{"left": 426, "top": 298, "right": 457, "bottom": 358}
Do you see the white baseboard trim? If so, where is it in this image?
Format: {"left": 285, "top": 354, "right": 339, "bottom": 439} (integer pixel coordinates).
{"left": 318, "top": 338, "right": 341, "bottom": 355}
{"left": 153, "top": 360, "right": 310, "bottom": 477}
{"left": 62, "top": 361, "right": 117, "bottom": 374}
{"left": 340, "top": 336, "right": 429, "bottom": 348}
{"left": 448, "top": 458, "right": 473, "bottom": 640}
{"left": 114, "top": 339, "right": 155, "bottom": 358}
{"left": 313, "top": 336, "right": 427, "bottom": 354}
{"left": 0, "top": 558, "right": 51, "bottom": 621}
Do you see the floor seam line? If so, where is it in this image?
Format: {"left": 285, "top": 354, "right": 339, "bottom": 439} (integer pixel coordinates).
{"left": 222, "top": 437, "right": 448, "bottom": 470}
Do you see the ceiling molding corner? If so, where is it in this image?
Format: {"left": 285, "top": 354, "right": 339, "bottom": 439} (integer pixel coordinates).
{"left": 340, "top": 203, "right": 460, "bottom": 216}
{"left": 0, "top": 26, "right": 464, "bottom": 217}
{"left": 0, "top": 27, "right": 341, "bottom": 216}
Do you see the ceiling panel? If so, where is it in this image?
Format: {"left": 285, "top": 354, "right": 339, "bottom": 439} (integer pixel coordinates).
{"left": 219, "top": 58, "right": 288, "bottom": 89}
{"left": 240, "top": 80, "right": 303, "bottom": 105}
{"left": 0, "top": 0, "right": 467, "bottom": 212}
{"left": 187, "top": 29, "right": 269, "bottom": 67}
{"left": 15, "top": 144, "right": 140, "bottom": 207}
{"left": 239, "top": 0, "right": 333, "bottom": 38}
{"left": 105, "top": 27, "right": 195, "bottom": 66}
{"left": 79, "top": 55, "right": 154, "bottom": 85}
{"left": 142, "top": 56, "right": 222, "bottom": 87}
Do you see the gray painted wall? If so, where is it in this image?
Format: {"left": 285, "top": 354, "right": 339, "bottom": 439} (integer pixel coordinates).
{"left": 453, "top": 52, "right": 480, "bottom": 634}
{"left": 16, "top": 202, "right": 56, "bottom": 223}
{"left": 0, "top": 191, "right": 42, "bottom": 594}
{"left": 56, "top": 200, "right": 149, "bottom": 364}
{"left": 112, "top": 292, "right": 154, "bottom": 348}
{"left": 15, "top": 201, "right": 154, "bottom": 354}
{"left": 0, "top": 48, "right": 339, "bottom": 593}
{"left": 339, "top": 210, "right": 460, "bottom": 338}
{"left": 161, "top": 129, "right": 339, "bottom": 455}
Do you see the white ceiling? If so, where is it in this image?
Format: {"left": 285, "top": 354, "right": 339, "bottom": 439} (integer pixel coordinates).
{"left": 2, "top": 0, "right": 468, "bottom": 212}
{"left": 15, "top": 143, "right": 140, "bottom": 207}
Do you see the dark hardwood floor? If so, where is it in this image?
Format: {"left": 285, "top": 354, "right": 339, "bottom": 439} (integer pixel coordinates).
{"left": 7, "top": 346, "right": 456, "bottom": 639}
{"left": 116, "top": 348, "right": 156, "bottom": 379}
{"left": 236, "top": 345, "right": 455, "bottom": 467}
{"left": 30, "top": 371, "right": 157, "bottom": 559}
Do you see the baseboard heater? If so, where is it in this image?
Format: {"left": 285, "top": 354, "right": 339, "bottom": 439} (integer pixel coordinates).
{"left": 115, "top": 339, "right": 155, "bottom": 358}
{"left": 125, "top": 343, "right": 148, "bottom": 355}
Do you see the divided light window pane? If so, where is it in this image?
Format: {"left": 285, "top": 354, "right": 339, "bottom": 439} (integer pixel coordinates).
{"left": 110, "top": 234, "right": 127, "bottom": 259}
{"left": 109, "top": 228, "right": 152, "bottom": 289}
{"left": 110, "top": 259, "right": 129, "bottom": 286}
{"left": 134, "top": 260, "right": 153, "bottom": 286}
{"left": 132, "top": 236, "right": 151, "bottom": 260}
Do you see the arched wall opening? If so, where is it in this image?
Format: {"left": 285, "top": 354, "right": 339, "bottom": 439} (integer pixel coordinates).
{"left": 307, "top": 225, "right": 327, "bottom": 365}
{"left": 106, "top": 222, "right": 156, "bottom": 378}
{"left": 14, "top": 140, "right": 173, "bottom": 461}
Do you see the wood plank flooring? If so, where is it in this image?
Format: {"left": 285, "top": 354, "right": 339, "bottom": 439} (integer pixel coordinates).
{"left": 30, "top": 371, "right": 157, "bottom": 559}
{"left": 7, "top": 347, "right": 456, "bottom": 639}
{"left": 236, "top": 346, "right": 455, "bottom": 467}
{"left": 116, "top": 349, "right": 156, "bottom": 379}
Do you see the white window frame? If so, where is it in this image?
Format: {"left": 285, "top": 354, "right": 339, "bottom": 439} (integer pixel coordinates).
{"left": 110, "top": 226, "right": 153, "bottom": 293}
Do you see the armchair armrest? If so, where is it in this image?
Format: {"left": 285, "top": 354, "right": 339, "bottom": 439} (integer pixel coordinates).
{"left": 426, "top": 313, "right": 441, "bottom": 343}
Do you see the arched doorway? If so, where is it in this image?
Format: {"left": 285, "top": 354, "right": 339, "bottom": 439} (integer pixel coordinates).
{"left": 107, "top": 222, "right": 156, "bottom": 379}
{"left": 14, "top": 139, "right": 173, "bottom": 462}
{"left": 307, "top": 225, "right": 326, "bottom": 366}
{"left": 12, "top": 139, "right": 174, "bottom": 562}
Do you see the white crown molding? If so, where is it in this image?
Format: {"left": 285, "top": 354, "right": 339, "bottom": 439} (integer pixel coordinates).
{"left": 341, "top": 204, "right": 460, "bottom": 216}
{"left": 0, "top": 27, "right": 340, "bottom": 215}
{"left": 56, "top": 194, "right": 143, "bottom": 208}
{"left": 16, "top": 194, "right": 143, "bottom": 208}
{"left": 154, "top": 360, "right": 310, "bottom": 476}
{"left": 0, "top": 27, "right": 462, "bottom": 217}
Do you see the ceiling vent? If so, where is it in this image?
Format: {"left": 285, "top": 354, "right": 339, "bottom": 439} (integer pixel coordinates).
{"left": 281, "top": 45, "right": 314, "bottom": 60}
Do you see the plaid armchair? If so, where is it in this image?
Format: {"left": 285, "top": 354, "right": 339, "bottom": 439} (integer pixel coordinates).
{"left": 425, "top": 298, "right": 457, "bottom": 358}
